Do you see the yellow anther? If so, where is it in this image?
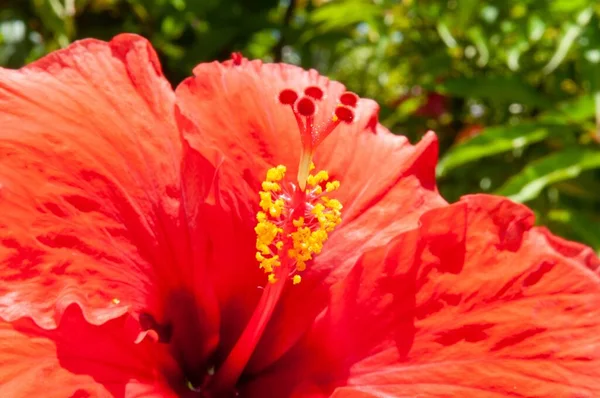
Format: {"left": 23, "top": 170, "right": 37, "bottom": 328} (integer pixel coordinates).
{"left": 255, "top": 165, "right": 342, "bottom": 285}
{"left": 286, "top": 170, "right": 342, "bottom": 284}
{"left": 268, "top": 199, "right": 284, "bottom": 218}
{"left": 258, "top": 255, "right": 280, "bottom": 273}
{"left": 255, "top": 220, "right": 280, "bottom": 244}
{"left": 325, "top": 181, "right": 340, "bottom": 192}
{"left": 266, "top": 165, "right": 286, "bottom": 182}
{"left": 259, "top": 191, "right": 273, "bottom": 211}
{"left": 256, "top": 211, "right": 267, "bottom": 222}
{"left": 262, "top": 181, "right": 281, "bottom": 192}
{"left": 296, "top": 261, "right": 306, "bottom": 272}
{"left": 309, "top": 162, "right": 316, "bottom": 171}
{"left": 307, "top": 170, "right": 329, "bottom": 187}
{"left": 256, "top": 244, "right": 268, "bottom": 255}
{"left": 324, "top": 198, "right": 342, "bottom": 211}
{"left": 311, "top": 203, "right": 325, "bottom": 216}
{"left": 112, "top": 298, "right": 120, "bottom": 305}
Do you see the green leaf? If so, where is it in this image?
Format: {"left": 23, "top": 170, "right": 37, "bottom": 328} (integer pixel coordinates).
{"left": 496, "top": 148, "right": 600, "bottom": 203}
{"left": 437, "top": 76, "right": 553, "bottom": 108}
{"left": 542, "top": 7, "right": 592, "bottom": 74}
{"left": 381, "top": 96, "right": 423, "bottom": 126}
{"left": 540, "top": 94, "right": 595, "bottom": 123}
{"left": 436, "top": 123, "right": 552, "bottom": 177}
{"left": 308, "top": 0, "right": 380, "bottom": 34}
{"left": 555, "top": 174, "right": 600, "bottom": 200}
{"left": 527, "top": 14, "right": 546, "bottom": 42}
{"left": 550, "top": 0, "right": 590, "bottom": 13}
{"left": 467, "top": 26, "right": 489, "bottom": 67}
{"left": 456, "top": 0, "right": 478, "bottom": 28}
{"left": 547, "top": 209, "right": 600, "bottom": 253}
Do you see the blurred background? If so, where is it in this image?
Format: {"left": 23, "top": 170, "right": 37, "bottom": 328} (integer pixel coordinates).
{"left": 1, "top": 0, "right": 599, "bottom": 253}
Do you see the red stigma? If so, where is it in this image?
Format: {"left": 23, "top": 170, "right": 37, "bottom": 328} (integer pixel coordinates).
{"left": 279, "top": 89, "right": 298, "bottom": 105}
{"left": 231, "top": 52, "right": 243, "bottom": 66}
{"left": 339, "top": 92, "right": 359, "bottom": 108}
{"left": 335, "top": 106, "right": 355, "bottom": 123}
{"left": 295, "top": 97, "right": 317, "bottom": 117}
{"left": 304, "top": 86, "right": 324, "bottom": 101}
{"left": 278, "top": 86, "right": 360, "bottom": 154}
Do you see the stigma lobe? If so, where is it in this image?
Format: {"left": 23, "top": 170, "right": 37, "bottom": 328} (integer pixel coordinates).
{"left": 278, "top": 86, "right": 359, "bottom": 190}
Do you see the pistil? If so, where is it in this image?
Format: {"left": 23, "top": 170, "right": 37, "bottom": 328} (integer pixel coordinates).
{"left": 206, "top": 85, "right": 359, "bottom": 394}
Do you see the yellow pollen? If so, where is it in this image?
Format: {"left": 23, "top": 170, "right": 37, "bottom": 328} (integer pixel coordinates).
{"left": 326, "top": 181, "right": 340, "bottom": 192}
{"left": 307, "top": 170, "right": 329, "bottom": 187}
{"left": 256, "top": 211, "right": 267, "bottom": 222}
{"left": 261, "top": 181, "right": 281, "bottom": 192}
{"left": 112, "top": 298, "right": 120, "bottom": 305}
{"left": 255, "top": 164, "right": 342, "bottom": 285}
{"left": 296, "top": 261, "right": 306, "bottom": 272}
{"left": 255, "top": 166, "right": 287, "bottom": 277}
{"left": 287, "top": 169, "right": 341, "bottom": 282}
{"left": 269, "top": 198, "right": 285, "bottom": 217}
{"left": 259, "top": 255, "right": 280, "bottom": 273}
{"left": 266, "top": 165, "right": 286, "bottom": 182}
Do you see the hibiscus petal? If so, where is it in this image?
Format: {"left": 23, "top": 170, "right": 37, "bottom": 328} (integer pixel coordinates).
{"left": 317, "top": 130, "right": 444, "bottom": 280}
{"left": 0, "top": 305, "right": 177, "bottom": 398}
{"left": 247, "top": 195, "right": 600, "bottom": 397}
{"left": 0, "top": 34, "right": 183, "bottom": 328}
{"left": 338, "top": 195, "right": 600, "bottom": 397}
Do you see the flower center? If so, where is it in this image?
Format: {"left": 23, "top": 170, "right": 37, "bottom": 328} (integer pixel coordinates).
{"left": 206, "top": 85, "right": 358, "bottom": 395}
{"left": 255, "top": 164, "right": 342, "bottom": 285}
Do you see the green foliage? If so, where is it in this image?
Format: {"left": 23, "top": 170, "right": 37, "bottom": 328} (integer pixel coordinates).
{"left": 1, "top": 0, "right": 599, "bottom": 253}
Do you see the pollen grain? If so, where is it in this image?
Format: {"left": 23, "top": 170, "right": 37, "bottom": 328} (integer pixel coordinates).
{"left": 255, "top": 164, "right": 342, "bottom": 285}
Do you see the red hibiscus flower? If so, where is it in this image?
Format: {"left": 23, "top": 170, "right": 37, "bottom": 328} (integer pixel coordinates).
{"left": 1, "top": 34, "right": 599, "bottom": 398}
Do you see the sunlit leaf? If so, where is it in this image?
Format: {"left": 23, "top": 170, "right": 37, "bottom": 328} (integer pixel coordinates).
{"left": 540, "top": 95, "right": 595, "bottom": 123}
{"left": 307, "top": 0, "right": 380, "bottom": 37}
{"left": 542, "top": 7, "right": 592, "bottom": 75}
{"left": 527, "top": 14, "right": 546, "bottom": 42}
{"left": 437, "top": 123, "right": 554, "bottom": 177}
{"left": 467, "top": 26, "right": 489, "bottom": 67}
{"left": 496, "top": 148, "right": 600, "bottom": 203}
